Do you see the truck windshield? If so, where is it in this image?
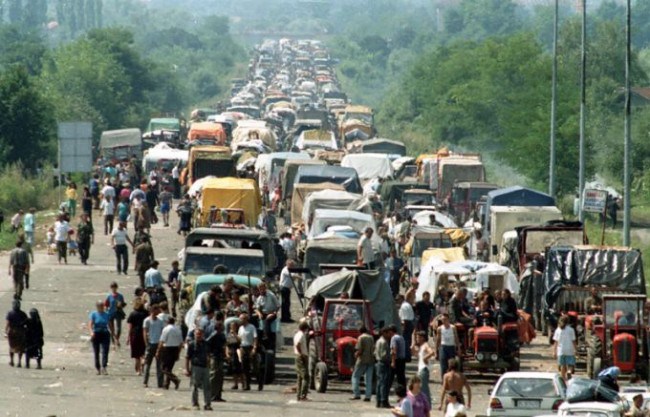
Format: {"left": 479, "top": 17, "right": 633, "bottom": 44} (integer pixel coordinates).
{"left": 184, "top": 253, "right": 264, "bottom": 277}
{"left": 325, "top": 303, "right": 365, "bottom": 331}
{"left": 605, "top": 299, "right": 641, "bottom": 326}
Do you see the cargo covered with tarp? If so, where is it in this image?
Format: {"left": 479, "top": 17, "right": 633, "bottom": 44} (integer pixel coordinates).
{"left": 188, "top": 122, "right": 226, "bottom": 145}
{"left": 291, "top": 183, "right": 344, "bottom": 226}
{"left": 231, "top": 121, "right": 277, "bottom": 151}
{"left": 347, "top": 138, "right": 406, "bottom": 156}
{"left": 302, "top": 238, "right": 358, "bottom": 278}
{"left": 421, "top": 247, "right": 466, "bottom": 266}
{"left": 528, "top": 246, "right": 646, "bottom": 315}
{"left": 282, "top": 159, "right": 327, "bottom": 199}
{"left": 302, "top": 189, "right": 371, "bottom": 227}
{"left": 198, "top": 177, "right": 262, "bottom": 227}
{"left": 294, "top": 165, "right": 362, "bottom": 194}
{"left": 304, "top": 269, "right": 398, "bottom": 329}
{"left": 341, "top": 153, "right": 394, "bottom": 180}
{"left": 100, "top": 128, "right": 143, "bottom": 160}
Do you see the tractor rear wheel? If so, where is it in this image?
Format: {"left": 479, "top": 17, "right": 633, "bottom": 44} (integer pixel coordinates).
{"left": 315, "top": 362, "right": 328, "bottom": 393}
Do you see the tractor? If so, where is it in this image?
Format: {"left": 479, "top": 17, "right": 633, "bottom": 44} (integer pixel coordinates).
{"left": 586, "top": 294, "right": 650, "bottom": 380}
{"left": 455, "top": 314, "right": 521, "bottom": 372}
{"left": 308, "top": 298, "right": 375, "bottom": 393}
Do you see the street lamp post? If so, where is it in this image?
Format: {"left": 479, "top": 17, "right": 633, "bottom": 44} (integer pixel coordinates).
{"left": 549, "top": 0, "right": 558, "bottom": 198}
{"left": 623, "top": 0, "right": 632, "bottom": 246}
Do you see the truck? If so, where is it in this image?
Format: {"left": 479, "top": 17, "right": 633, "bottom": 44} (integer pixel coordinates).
{"left": 488, "top": 206, "right": 563, "bottom": 263}
{"left": 99, "top": 128, "right": 142, "bottom": 162}
{"left": 181, "top": 145, "right": 234, "bottom": 187}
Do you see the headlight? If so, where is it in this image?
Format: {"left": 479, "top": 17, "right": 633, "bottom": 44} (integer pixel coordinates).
{"left": 490, "top": 353, "right": 498, "bottom": 362}
{"left": 476, "top": 353, "right": 484, "bottom": 361}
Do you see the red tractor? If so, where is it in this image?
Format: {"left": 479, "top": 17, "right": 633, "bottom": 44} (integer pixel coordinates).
{"left": 586, "top": 294, "right": 650, "bottom": 379}
{"left": 453, "top": 315, "right": 521, "bottom": 372}
{"left": 308, "top": 298, "right": 375, "bottom": 393}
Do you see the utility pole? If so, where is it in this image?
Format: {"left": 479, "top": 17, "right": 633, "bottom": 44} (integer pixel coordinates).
{"left": 578, "top": 0, "right": 586, "bottom": 222}
{"left": 623, "top": 0, "right": 632, "bottom": 246}
{"left": 549, "top": 0, "right": 558, "bottom": 198}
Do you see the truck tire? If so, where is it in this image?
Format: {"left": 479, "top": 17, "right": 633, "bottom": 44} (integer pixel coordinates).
{"left": 315, "top": 361, "right": 328, "bottom": 393}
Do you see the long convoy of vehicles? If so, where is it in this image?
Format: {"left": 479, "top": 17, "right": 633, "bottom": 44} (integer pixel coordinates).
{"left": 98, "top": 37, "right": 647, "bottom": 412}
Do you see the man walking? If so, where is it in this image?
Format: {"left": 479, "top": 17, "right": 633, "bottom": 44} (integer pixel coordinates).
{"left": 77, "top": 213, "right": 94, "bottom": 265}
{"left": 398, "top": 294, "right": 415, "bottom": 362}
{"left": 111, "top": 221, "right": 133, "bottom": 275}
{"left": 207, "top": 319, "right": 227, "bottom": 402}
{"left": 23, "top": 208, "right": 35, "bottom": 247}
{"left": 389, "top": 324, "right": 406, "bottom": 388}
{"left": 157, "top": 317, "right": 182, "bottom": 390}
{"left": 143, "top": 304, "right": 164, "bottom": 388}
{"left": 279, "top": 259, "right": 296, "bottom": 323}
{"left": 186, "top": 328, "right": 212, "bottom": 410}
{"left": 9, "top": 240, "right": 30, "bottom": 300}
{"left": 351, "top": 326, "right": 374, "bottom": 402}
{"left": 374, "top": 327, "right": 391, "bottom": 409}
{"left": 294, "top": 321, "right": 310, "bottom": 401}
{"left": 135, "top": 238, "right": 155, "bottom": 288}
{"left": 100, "top": 195, "right": 115, "bottom": 235}
{"left": 439, "top": 358, "right": 471, "bottom": 410}
{"left": 436, "top": 313, "right": 460, "bottom": 378}
{"left": 237, "top": 313, "right": 257, "bottom": 391}
{"left": 357, "top": 227, "right": 376, "bottom": 269}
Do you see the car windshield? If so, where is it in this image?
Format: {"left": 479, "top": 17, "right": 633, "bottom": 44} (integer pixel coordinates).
{"left": 496, "top": 378, "right": 559, "bottom": 398}
{"left": 325, "top": 303, "right": 365, "bottom": 331}
{"left": 184, "top": 253, "right": 264, "bottom": 276}
{"left": 605, "top": 299, "right": 641, "bottom": 326}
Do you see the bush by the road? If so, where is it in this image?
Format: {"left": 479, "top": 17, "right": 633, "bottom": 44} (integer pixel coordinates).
{"left": 0, "top": 163, "right": 57, "bottom": 214}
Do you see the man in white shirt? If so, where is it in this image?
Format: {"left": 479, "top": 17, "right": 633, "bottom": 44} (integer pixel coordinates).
{"left": 237, "top": 314, "right": 257, "bottom": 391}
{"left": 293, "top": 321, "right": 310, "bottom": 401}
{"left": 171, "top": 163, "right": 180, "bottom": 199}
{"left": 101, "top": 180, "right": 116, "bottom": 201}
{"left": 100, "top": 195, "right": 115, "bottom": 235}
{"left": 157, "top": 317, "right": 183, "bottom": 389}
{"left": 357, "top": 227, "right": 376, "bottom": 269}
{"left": 111, "top": 221, "right": 133, "bottom": 275}
{"left": 398, "top": 294, "right": 416, "bottom": 362}
{"left": 552, "top": 316, "right": 577, "bottom": 381}
{"left": 54, "top": 215, "right": 70, "bottom": 264}
{"left": 279, "top": 259, "right": 297, "bottom": 323}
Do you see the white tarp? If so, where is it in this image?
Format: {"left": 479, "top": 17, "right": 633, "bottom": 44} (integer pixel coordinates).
{"left": 308, "top": 209, "right": 375, "bottom": 240}
{"left": 302, "top": 189, "right": 371, "bottom": 226}
{"left": 416, "top": 259, "right": 519, "bottom": 302}
{"left": 341, "top": 153, "right": 394, "bottom": 180}
{"left": 188, "top": 176, "right": 216, "bottom": 198}
{"left": 142, "top": 142, "right": 188, "bottom": 171}
{"left": 412, "top": 210, "right": 458, "bottom": 228}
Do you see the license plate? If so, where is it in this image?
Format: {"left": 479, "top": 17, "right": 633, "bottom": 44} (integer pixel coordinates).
{"left": 517, "top": 400, "right": 540, "bottom": 409}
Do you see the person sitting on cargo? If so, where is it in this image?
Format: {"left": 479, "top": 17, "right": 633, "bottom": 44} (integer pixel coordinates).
{"left": 497, "top": 289, "right": 518, "bottom": 326}
{"left": 584, "top": 287, "right": 602, "bottom": 314}
{"left": 449, "top": 289, "right": 473, "bottom": 328}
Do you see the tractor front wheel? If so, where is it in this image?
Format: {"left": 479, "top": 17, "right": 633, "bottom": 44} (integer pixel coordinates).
{"left": 315, "top": 362, "right": 328, "bottom": 393}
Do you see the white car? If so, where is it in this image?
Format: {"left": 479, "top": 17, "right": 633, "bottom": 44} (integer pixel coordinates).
{"left": 558, "top": 401, "right": 624, "bottom": 417}
{"left": 487, "top": 372, "right": 566, "bottom": 417}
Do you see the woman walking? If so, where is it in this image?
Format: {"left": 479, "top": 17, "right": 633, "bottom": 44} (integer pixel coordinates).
{"left": 25, "top": 308, "right": 44, "bottom": 369}
{"left": 127, "top": 297, "right": 148, "bottom": 375}
{"left": 88, "top": 301, "right": 114, "bottom": 375}
{"left": 412, "top": 331, "right": 435, "bottom": 406}
{"left": 5, "top": 300, "right": 28, "bottom": 367}
{"left": 81, "top": 186, "right": 93, "bottom": 219}
{"left": 105, "top": 282, "right": 126, "bottom": 348}
{"left": 66, "top": 182, "right": 78, "bottom": 217}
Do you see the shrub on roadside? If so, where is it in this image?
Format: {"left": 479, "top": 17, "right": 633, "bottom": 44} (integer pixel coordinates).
{"left": 0, "top": 163, "right": 58, "bottom": 214}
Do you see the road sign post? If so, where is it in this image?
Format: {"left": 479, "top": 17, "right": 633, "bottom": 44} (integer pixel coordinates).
{"left": 582, "top": 188, "right": 609, "bottom": 245}
{"left": 57, "top": 121, "right": 93, "bottom": 205}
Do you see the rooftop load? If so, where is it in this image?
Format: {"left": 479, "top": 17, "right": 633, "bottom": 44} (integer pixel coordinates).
{"left": 187, "top": 121, "right": 227, "bottom": 146}
{"left": 302, "top": 189, "right": 371, "bottom": 227}
{"left": 347, "top": 138, "right": 406, "bottom": 156}
{"left": 294, "top": 165, "right": 362, "bottom": 194}
{"left": 304, "top": 269, "right": 397, "bottom": 329}
{"left": 290, "top": 183, "right": 345, "bottom": 227}
{"left": 307, "top": 209, "right": 375, "bottom": 240}
{"left": 295, "top": 129, "right": 337, "bottom": 152}
{"left": 99, "top": 128, "right": 142, "bottom": 160}
{"left": 197, "top": 177, "right": 262, "bottom": 228}
{"left": 231, "top": 121, "right": 277, "bottom": 151}
{"left": 426, "top": 155, "right": 486, "bottom": 200}
{"left": 142, "top": 142, "right": 188, "bottom": 173}
{"left": 184, "top": 145, "right": 234, "bottom": 186}
{"left": 341, "top": 153, "right": 394, "bottom": 181}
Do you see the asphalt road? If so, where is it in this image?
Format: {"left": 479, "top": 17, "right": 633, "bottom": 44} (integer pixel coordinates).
{"left": 0, "top": 210, "right": 559, "bottom": 417}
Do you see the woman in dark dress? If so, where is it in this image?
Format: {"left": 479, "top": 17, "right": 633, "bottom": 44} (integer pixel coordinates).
{"left": 25, "top": 308, "right": 44, "bottom": 369}
{"left": 127, "top": 297, "right": 148, "bottom": 375}
{"left": 5, "top": 299, "right": 28, "bottom": 367}
{"left": 81, "top": 186, "right": 93, "bottom": 219}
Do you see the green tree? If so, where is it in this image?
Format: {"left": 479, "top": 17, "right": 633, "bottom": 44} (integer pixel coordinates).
{"left": 0, "top": 66, "right": 54, "bottom": 167}
{"left": 0, "top": 25, "right": 47, "bottom": 75}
